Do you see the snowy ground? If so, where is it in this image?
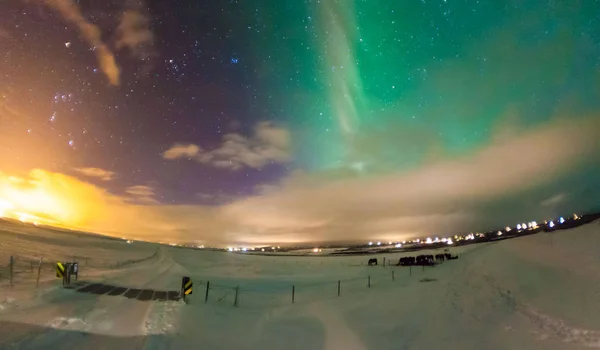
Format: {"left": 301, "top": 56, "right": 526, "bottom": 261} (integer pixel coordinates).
{"left": 1, "top": 220, "right": 600, "bottom": 349}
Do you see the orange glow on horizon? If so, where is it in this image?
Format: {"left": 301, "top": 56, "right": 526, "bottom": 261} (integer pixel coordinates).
{"left": 0, "top": 169, "right": 111, "bottom": 229}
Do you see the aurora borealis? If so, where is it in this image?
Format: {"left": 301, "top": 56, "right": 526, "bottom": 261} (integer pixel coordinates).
{"left": 1, "top": 0, "right": 600, "bottom": 245}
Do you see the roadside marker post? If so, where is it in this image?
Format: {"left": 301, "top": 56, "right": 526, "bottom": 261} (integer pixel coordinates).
{"left": 71, "top": 262, "right": 79, "bottom": 281}
{"left": 181, "top": 276, "right": 193, "bottom": 302}
{"left": 9, "top": 256, "right": 13, "bottom": 287}
{"left": 204, "top": 281, "right": 210, "bottom": 303}
{"left": 56, "top": 262, "right": 65, "bottom": 285}
{"left": 65, "top": 262, "right": 72, "bottom": 285}
{"left": 36, "top": 258, "right": 43, "bottom": 288}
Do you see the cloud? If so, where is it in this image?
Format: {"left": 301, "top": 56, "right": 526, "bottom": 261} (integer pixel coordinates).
{"left": 163, "top": 121, "right": 292, "bottom": 170}
{"left": 125, "top": 185, "right": 158, "bottom": 204}
{"left": 220, "top": 116, "right": 600, "bottom": 243}
{"left": 162, "top": 144, "right": 200, "bottom": 160}
{"left": 74, "top": 167, "right": 115, "bottom": 181}
{"left": 115, "top": 1, "right": 155, "bottom": 63}
{"left": 1, "top": 116, "right": 599, "bottom": 246}
{"left": 0, "top": 27, "right": 10, "bottom": 40}
{"left": 36, "top": 0, "right": 120, "bottom": 85}
{"left": 541, "top": 193, "right": 568, "bottom": 208}
{"left": 196, "top": 192, "right": 236, "bottom": 205}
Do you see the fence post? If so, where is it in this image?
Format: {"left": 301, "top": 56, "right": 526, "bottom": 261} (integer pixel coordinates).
{"left": 392, "top": 270, "right": 395, "bottom": 281}
{"left": 383, "top": 257, "right": 386, "bottom": 268}
{"left": 9, "top": 256, "right": 13, "bottom": 286}
{"left": 337, "top": 280, "right": 340, "bottom": 297}
{"left": 292, "top": 285, "right": 295, "bottom": 303}
{"left": 204, "top": 281, "right": 210, "bottom": 303}
{"left": 36, "top": 258, "right": 43, "bottom": 288}
{"left": 234, "top": 286, "right": 239, "bottom": 307}
{"left": 368, "top": 275, "right": 371, "bottom": 288}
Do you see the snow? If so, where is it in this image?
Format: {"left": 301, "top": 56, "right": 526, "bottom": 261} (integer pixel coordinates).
{"left": 1, "top": 219, "right": 600, "bottom": 349}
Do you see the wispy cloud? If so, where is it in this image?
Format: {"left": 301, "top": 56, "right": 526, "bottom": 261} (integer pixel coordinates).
{"left": 115, "top": 0, "right": 155, "bottom": 64}
{"left": 36, "top": 0, "right": 120, "bottom": 85}
{"left": 163, "top": 121, "right": 292, "bottom": 170}
{"left": 125, "top": 185, "right": 158, "bottom": 204}
{"left": 541, "top": 193, "right": 568, "bottom": 208}
{"left": 163, "top": 144, "right": 200, "bottom": 160}
{"left": 0, "top": 27, "right": 10, "bottom": 40}
{"left": 74, "top": 167, "right": 115, "bottom": 181}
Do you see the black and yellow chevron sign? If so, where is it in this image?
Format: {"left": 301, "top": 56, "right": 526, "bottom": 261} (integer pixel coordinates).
{"left": 56, "top": 262, "right": 65, "bottom": 278}
{"left": 182, "top": 276, "right": 193, "bottom": 295}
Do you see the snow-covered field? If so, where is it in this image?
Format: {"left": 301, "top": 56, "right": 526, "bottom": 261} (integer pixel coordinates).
{"left": 1, "top": 219, "right": 600, "bottom": 349}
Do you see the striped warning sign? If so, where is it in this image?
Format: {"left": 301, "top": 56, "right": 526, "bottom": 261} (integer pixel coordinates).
{"left": 182, "top": 276, "right": 192, "bottom": 295}
{"left": 56, "top": 262, "right": 65, "bottom": 278}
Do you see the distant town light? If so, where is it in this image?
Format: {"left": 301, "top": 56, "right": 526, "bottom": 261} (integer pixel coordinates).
{"left": 574, "top": 213, "right": 580, "bottom": 220}
{"left": 521, "top": 223, "right": 527, "bottom": 230}
{"left": 228, "top": 247, "right": 233, "bottom": 252}
{"left": 517, "top": 224, "right": 522, "bottom": 230}
{"left": 395, "top": 243, "right": 402, "bottom": 248}
{"left": 447, "top": 238, "right": 454, "bottom": 245}
{"left": 261, "top": 248, "right": 265, "bottom": 252}
{"left": 505, "top": 226, "right": 511, "bottom": 232}
{"left": 242, "top": 247, "right": 247, "bottom": 252}
{"left": 313, "top": 248, "right": 319, "bottom": 253}
{"left": 497, "top": 231, "right": 502, "bottom": 236}
{"left": 368, "top": 241, "right": 373, "bottom": 246}
{"left": 559, "top": 217, "right": 565, "bottom": 224}
{"left": 425, "top": 238, "right": 433, "bottom": 244}
{"left": 549, "top": 221, "right": 555, "bottom": 228}
{"left": 377, "top": 241, "right": 381, "bottom": 246}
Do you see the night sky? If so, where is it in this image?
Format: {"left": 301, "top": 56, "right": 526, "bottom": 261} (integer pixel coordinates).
{"left": 1, "top": 0, "right": 600, "bottom": 245}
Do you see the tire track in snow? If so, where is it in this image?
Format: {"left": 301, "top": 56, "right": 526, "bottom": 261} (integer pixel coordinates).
{"left": 0, "top": 247, "right": 183, "bottom": 349}
{"left": 307, "top": 303, "right": 367, "bottom": 350}
{"left": 521, "top": 304, "right": 600, "bottom": 348}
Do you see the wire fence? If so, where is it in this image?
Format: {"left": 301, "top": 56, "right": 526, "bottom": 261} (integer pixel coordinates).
{"left": 193, "top": 269, "right": 412, "bottom": 309}
{"left": 0, "top": 248, "right": 159, "bottom": 287}
{"left": 0, "top": 243, "right": 489, "bottom": 306}
{"left": 189, "top": 247, "right": 490, "bottom": 309}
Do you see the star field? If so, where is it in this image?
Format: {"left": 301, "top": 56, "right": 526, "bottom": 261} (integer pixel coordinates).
{"left": 1, "top": 0, "right": 600, "bottom": 244}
